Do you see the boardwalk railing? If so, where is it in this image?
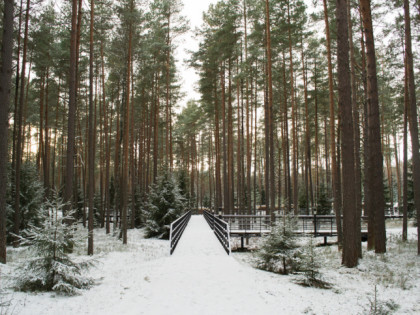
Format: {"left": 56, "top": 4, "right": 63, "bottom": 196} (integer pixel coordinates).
{"left": 204, "top": 210, "right": 231, "bottom": 255}
{"left": 169, "top": 210, "right": 192, "bottom": 255}
{"left": 221, "top": 215, "right": 271, "bottom": 235}
{"left": 220, "top": 214, "right": 396, "bottom": 236}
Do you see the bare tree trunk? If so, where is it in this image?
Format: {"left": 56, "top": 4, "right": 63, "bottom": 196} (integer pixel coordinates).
{"left": 130, "top": 58, "right": 136, "bottom": 229}
{"left": 87, "top": 0, "right": 95, "bottom": 255}
{"left": 337, "top": 0, "right": 358, "bottom": 267}
{"left": 221, "top": 64, "right": 228, "bottom": 214}
{"left": 244, "top": 0, "right": 251, "bottom": 215}
{"left": 287, "top": 3, "right": 298, "bottom": 215}
{"left": 64, "top": 0, "right": 79, "bottom": 219}
{"left": 323, "top": 0, "right": 342, "bottom": 246}
{"left": 228, "top": 60, "right": 234, "bottom": 213}
{"left": 12, "top": 0, "right": 23, "bottom": 173}
{"left": 403, "top": 0, "right": 420, "bottom": 254}
{"left": 314, "top": 59, "right": 320, "bottom": 211}
{"left": 14, "top": 0, "right": 30, "bottom": 246}
{"left": 44, "top": 70, "right": 51, "bottom": 199}
{"left": 282, "top": 52, "right": 292, "bottom": 213}
{"left": 301, "top": 39, "right": 313, "bottom": 213}
{"left": 360, "top": 0, "right": 386, "bottom": 253}
{"left": 0, "top": 0, "right": 14, "bottom": 263}
{"left": 214, "top": 85, "right": 222, "bottom": 211}
{"left": 122, "top": 0, "right": 134, "bottom": 244}
{"left": 348, "top": 0, "right": 362, "bottom": 257}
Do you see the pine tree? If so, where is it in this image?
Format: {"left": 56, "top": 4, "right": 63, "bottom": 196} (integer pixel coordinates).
{"left": 256, "top": 215, "right": 301, "bottom": 275}
{"left": 14, "top": 195, "right": 94, "bottom": 295}
{"left": 7, "top": 161, "right": 44, "bottom": 236}
{"left": 144, "top": 172, "right": 186, "bottom": 239}
{"left": 0, "top": 0, "right": 14, "bottom": 263}
{"left": 295, "top": 236, "right": 331, "bottom": 289}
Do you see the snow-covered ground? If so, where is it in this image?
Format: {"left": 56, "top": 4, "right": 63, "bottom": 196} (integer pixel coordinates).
{"left": 1, "top": 216, "right": 419, "bottom": 315}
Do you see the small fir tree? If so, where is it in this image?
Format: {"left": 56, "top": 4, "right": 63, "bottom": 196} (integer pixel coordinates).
{"left": 7, "top": 161, "right": 44, "bottom": 239}
{"left": 316, "top": 184, "right": 332, "bottom": 215}
{"left": 256, "top": 215, "right": 302, "bottom": 274}
{"left": 14, "top": 194, "right": 94, "bottom": 295}
{"left": 144, "top": 173, "right": 186, "bottom": 239}
{"left": 295, "top": 236, "right": 331, "bottom": 289}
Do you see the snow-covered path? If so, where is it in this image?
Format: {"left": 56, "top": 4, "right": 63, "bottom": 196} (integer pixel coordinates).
{"left": 5, "top": 216, "right": 419, "bottom": 314}
{"left": 173, "top": 214, "right": 226, "bottom": 256}
{"left": 141, "top": 215, "right": 280, "bottom": 314}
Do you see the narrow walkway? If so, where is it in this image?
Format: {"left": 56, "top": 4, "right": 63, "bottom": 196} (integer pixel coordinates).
{"left": 141, "top": 215, "right": 279, "bottom": 314}
{"left": 173, "top": 215, "right": 226, "bottom": 257}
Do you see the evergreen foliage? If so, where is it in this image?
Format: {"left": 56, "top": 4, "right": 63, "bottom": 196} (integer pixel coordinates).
{"left": 294, "top": 236, "right": 331, "bottom": 289}
{"left": 144, "top": 173, "right": 186, "bottom": 239}
{"left": 178, "top": 169, "right": 194, "bottom": 211}
{"left": 316, "top": 184, "right": 332, "bottom": 215}
{"left": 14, "top": 194, "right": 94, "bottom": 295}
{"left": 7, "top": 161, "right": 45, "bottom": 240}
{"left": 256, "top": 215, "right": 302, "bottom": 274}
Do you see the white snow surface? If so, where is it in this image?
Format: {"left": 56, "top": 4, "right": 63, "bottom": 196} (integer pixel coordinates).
{"left": 1, "top": 216, "right": 419, "bottom": 315}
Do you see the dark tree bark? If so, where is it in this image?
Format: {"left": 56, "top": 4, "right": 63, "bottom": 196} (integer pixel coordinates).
{"left": 360, "top": 0, "right": 386, "bottom": 253}
{"left": 14, "top": 0, "right": 30, "bottom": 247}
{"left": 43, "top": 71, "right": 51, "bottom": 199}
{"left": 323, "top": 0, "right": 343, "bottom": 246}
{"left": 122, "top": 0, "right": 134, "bottom": 245}
{"left": 287, "top": 2, "right": 298, "bottom": 215}
{"left": 244, "top": 0, "right": 252, "bottom": 215}
{"left": 402, "top": 60, "right": 408, "bottom": 242}
{"left": 87, "top": 0, "right": 95, "bottom": 255}
{"left": 265, "top": 0, "right": 275, "bottom": 221}
{"left": 64, "top": 0, "right": 79, "bottom": 218}
{"left": 0, "top": 0, "right": 14, "bottom": 264}
{"left": 336, "top": 0, "right": 358, "bottom": 267}
{"left": 12, "top": 0, "right": 23, "bottom": 174}
{"left": 227, "top": 60, "right": 234, "bottom": 213}
{"left": 214, "top": 84, "right": 222, "bottom": 211}
{"left": 403, "top": 0, "right": 420, "bottom": 255}
{"left": 347, "top": 0, "right": 362, "bottom": 258}
{"left": 221, "top": 64, "right": 228, "bottom": 214}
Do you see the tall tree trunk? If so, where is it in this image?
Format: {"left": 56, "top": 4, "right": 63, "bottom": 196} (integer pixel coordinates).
{"left": 227, "top": 60, "right": 234, "bottom": 213}
{"left": 265, "top": 0, "right": 275, "bottom": 221}
{"left": 360, "top": 0, "right": 386, "bottom": 253}
{"left": 221, "top": 64, "right": 228, "bottom": 214}
{"left": 403, "top": 0, "right": 420, "bottom": 255}
{"left": 14, "top": 0, "right": 30, "bottom": 247}
{"left": 337, "top": 0, "right": 358, "bottom": 267}
{"left": 301, "top": 39, "right": 313, "bottom": 212}
{"left": 360, "top": 13, "right": 372, "bottom": 249}
{"left": 288, "top": 2, "right": 298, "bottom": 215}
{"left": 122, "top": 0, "right": 134, "bottom": 244}
{"left": 236, "top": 57, "right": 242, "bottom": 212}
{"left": 153, "top": 69, "right": 160, "bottom": 182}
{"left": 39, "top": 76, "right": 44, "bottom": 182}
{"left": 64, "top": 0, "right": 79, "bottom": 219}
{"left": 314, "top": 59, "right": 320, "bottom": 211}
{"left": 323, "top": 0, "right": 343, "bottom": 245}
{"left": 87, "top": 0, "right": 95, "bottom": 255}
{"left": 244, "top": 0, "right": 251, "bottom": 215}
{"left": 214, "top": 84, "right": 222, "bottom": 212}
{"left": 282, "top": 52, "right": 292, "bottom": 213}
{"left": 402, "top": 66, "right": 408, "bottom": 241}
{"left": 348, "top": 0, "right": 362, "bottom": 257}
{"left": 52, "top": 80, "right": 61, "bottom": 191}
{"left": 165, "top": 9, "right": 171, "bottom": 169}
{"left": 44, "top": 70, "right": 51, "bottom": 199}
{"left": 0, "top": 0, "right": 14, "bottom": 263}
{"left": 12, "top": 0, "right": 23, "bottom": 173}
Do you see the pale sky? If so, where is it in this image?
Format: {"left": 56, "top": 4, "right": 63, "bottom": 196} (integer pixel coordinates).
{"left": 175, "top": 0, "right": 220, "bottom": 106}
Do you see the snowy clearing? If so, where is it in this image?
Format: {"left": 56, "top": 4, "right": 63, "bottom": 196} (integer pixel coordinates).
{"left": 1, "top": 216, "right": 419, "bottom": 315}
